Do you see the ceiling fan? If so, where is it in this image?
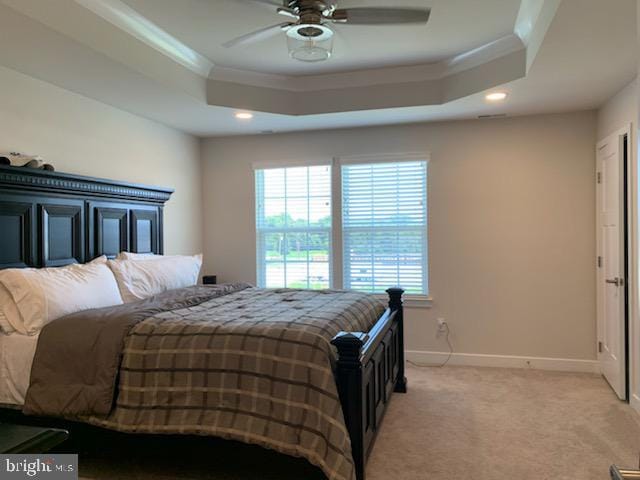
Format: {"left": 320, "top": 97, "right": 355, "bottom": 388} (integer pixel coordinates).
{"left": 223, "top": 0, "right": 431, "bottom": 62}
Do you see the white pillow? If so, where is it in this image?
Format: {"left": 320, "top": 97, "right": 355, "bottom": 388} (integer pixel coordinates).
{"left": 0, "top": 284, "right": 17, "bottom": 334}
{"left": 116, "top": 252, "right": 157, "bottom": 261}
{"left": 108, "top": 254, "right": 203, "bottom": 303}
{"left": 0, "top": 256, "right": 124, "bottom": 335}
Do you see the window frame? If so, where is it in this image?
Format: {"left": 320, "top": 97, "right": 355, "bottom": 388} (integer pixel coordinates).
{"left": 255, "top": 163, "right": 333, "bottom": 290}
{"left": 253, "top": 153, "right": 432, "bottom": 308}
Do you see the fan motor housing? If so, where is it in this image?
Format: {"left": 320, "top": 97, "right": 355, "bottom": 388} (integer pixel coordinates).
{"left": 288, "top": 0, "right": 336, "bottom": 19}
{"left": 287, "top": 23, "right": 333, "bottom": 42}
{"left": 296, "top": 25, "right": 324, "bottom": 38}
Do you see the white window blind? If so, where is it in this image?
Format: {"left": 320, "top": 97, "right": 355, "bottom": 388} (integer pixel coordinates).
{"left": 342, "top": 160, "right": 428, "bottom": 294}
{"left": 255, "top": 165, "right": 331, "bottom": 289}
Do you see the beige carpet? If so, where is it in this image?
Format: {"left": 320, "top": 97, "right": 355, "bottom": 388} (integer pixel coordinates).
{"left": 71, "top": 365, "right": 640, "bottom": 479}
{"left": 368, "top": 365, "right": 640, "bottom": 480}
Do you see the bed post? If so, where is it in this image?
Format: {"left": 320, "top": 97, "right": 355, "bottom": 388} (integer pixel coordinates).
{"left": 331, "top": 331, "right": 368, "bottom": 480}
{"left": 386, "top": 287, "right": 407, "bottom": 393}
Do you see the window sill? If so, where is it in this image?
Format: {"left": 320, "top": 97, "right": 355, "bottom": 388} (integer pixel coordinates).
{"left": 375, "top": 293, "right": 433, "bottom": 309}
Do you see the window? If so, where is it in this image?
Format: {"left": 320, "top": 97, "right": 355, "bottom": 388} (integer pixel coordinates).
{"left": 255, "top": 156, "right": 429, "bottom": 297}
{"left": 255, "top": 165, "right": 332, "bottom": 289}
{"left": 342, "top": 160, "right": 428, "bottom": 294}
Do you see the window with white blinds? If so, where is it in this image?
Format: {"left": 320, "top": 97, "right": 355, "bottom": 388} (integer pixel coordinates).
{"left": 342, "top": 160, "right": 428, "bottom": 294}
{"left": 255, "top": 165, "right": 332, "bottom": 289}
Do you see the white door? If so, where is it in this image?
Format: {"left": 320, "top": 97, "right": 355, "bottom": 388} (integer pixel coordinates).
{"left": 596, "top": 130, "right": 627, "bottom": 400}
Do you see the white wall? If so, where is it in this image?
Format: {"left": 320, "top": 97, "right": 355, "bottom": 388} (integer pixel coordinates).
{"left": 597, "top": 78, "right": 638, "bottom": 140}
{"left": 2, "top": 61, "right": 599, "bottom": 369}
{"left": 202, "top": 111, "right": 598, "bottom": 365}
{"left": 0, "top": 66, "right": 202, "bottom": 255}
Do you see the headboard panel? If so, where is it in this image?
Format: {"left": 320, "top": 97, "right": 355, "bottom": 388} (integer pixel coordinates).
{"left": 0, "top": 165, "right": 173, "bottom": 269}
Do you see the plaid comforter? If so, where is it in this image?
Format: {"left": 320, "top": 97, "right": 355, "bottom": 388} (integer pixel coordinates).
{"left": 26, "top": 285, "right": 386, "bottom": 480}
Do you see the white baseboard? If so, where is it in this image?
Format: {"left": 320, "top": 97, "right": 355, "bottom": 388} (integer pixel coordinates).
{"left": 406, "top": 350, "right": 600, "bottom": 374}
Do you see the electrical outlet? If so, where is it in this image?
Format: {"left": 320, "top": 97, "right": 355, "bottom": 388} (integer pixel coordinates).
{"left": 436, "top": 318, "right": 447, "bottom": 335}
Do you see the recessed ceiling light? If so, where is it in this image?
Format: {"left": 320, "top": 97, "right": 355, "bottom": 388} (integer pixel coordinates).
{"left": 235, "top": 112, "right": 254, "bottom": 120}
{"left": 485, "top": 92, "right": 508, "bottom": 101}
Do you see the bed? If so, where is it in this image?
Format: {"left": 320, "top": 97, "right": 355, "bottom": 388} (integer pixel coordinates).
{"left": 0, "top": 165, "right": 407, "bottom": 480}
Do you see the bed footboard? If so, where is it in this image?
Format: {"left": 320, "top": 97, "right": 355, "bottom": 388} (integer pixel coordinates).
{"left": 331, "top": 288, "right": 406, "bottom": 480}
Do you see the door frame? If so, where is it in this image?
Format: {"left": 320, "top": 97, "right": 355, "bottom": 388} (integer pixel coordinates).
{"left": 629, "top": 122, "right": 640, "bottom": 414}
{"left": 596, "top": 124, "right": 632, "bottom": 401}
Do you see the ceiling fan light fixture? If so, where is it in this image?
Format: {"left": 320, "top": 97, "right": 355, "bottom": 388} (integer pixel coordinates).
{"left": 286, "top": 24, "right": 334, "bottom": 62}
{"left": 289, "top": 42, "right": 332, "bottom": 62}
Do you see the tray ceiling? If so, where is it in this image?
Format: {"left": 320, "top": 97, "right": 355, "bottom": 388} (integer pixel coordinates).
{"left": 0, "top": 0, "right": 635, "bottom": 135}
{"left": 120, "top": 0, "right": 521, "bottom": 76}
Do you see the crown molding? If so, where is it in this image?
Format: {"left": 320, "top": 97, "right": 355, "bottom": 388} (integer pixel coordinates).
{"left": 515, "top": 0, "right": 561, "bottom": 71}
{"left": 74, "top": 0, "right": 214, "bottom": 77}
{"left": 445, "top": 34, "right": 524, "bottom": 75}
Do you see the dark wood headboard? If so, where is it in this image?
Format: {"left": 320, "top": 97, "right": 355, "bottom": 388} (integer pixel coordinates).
{"left": 0, "top": 165, "right": 173, "bottom": 269}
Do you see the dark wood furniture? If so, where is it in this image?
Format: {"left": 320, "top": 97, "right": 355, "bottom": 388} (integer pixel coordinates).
{"left": 0, "top": 165, "right": 406, "bottom": 480}
{"left": 0, "top": 423, "right": 69, "bottom": 453}
{"left": 0, "top": 165, "right": 172, "bottom": 267}
{"left": 332, "top": 288, "right": 406, "bottom": 480}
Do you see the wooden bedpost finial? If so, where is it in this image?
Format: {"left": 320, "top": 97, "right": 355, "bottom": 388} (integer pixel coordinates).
{"left": 386, "top": 287, "right": 404, "bottom": 310}
{"left": 331, "top": 332, "right": 368, "bottom": 363}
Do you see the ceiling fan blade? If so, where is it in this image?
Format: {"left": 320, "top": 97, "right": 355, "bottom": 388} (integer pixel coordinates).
{"left": 223, "top": 22, "right": 291, "bottom": 48}
{"left": 277, "top": 7, "right": 299, "bottom": 19}
{"left": 239, "top": 0, "right": 286, "bottom": 7}
{"left": 330, "top": 7, "right": 431, "bottom": 25}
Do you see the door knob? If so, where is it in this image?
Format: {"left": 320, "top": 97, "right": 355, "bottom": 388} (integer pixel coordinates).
{"left": 606, "top": 277, "right": 623, "bottom": 286}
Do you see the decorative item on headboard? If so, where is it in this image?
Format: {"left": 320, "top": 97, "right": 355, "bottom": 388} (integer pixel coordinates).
{"left": 1, "top": 152, "right": 55, "bottom": 171}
